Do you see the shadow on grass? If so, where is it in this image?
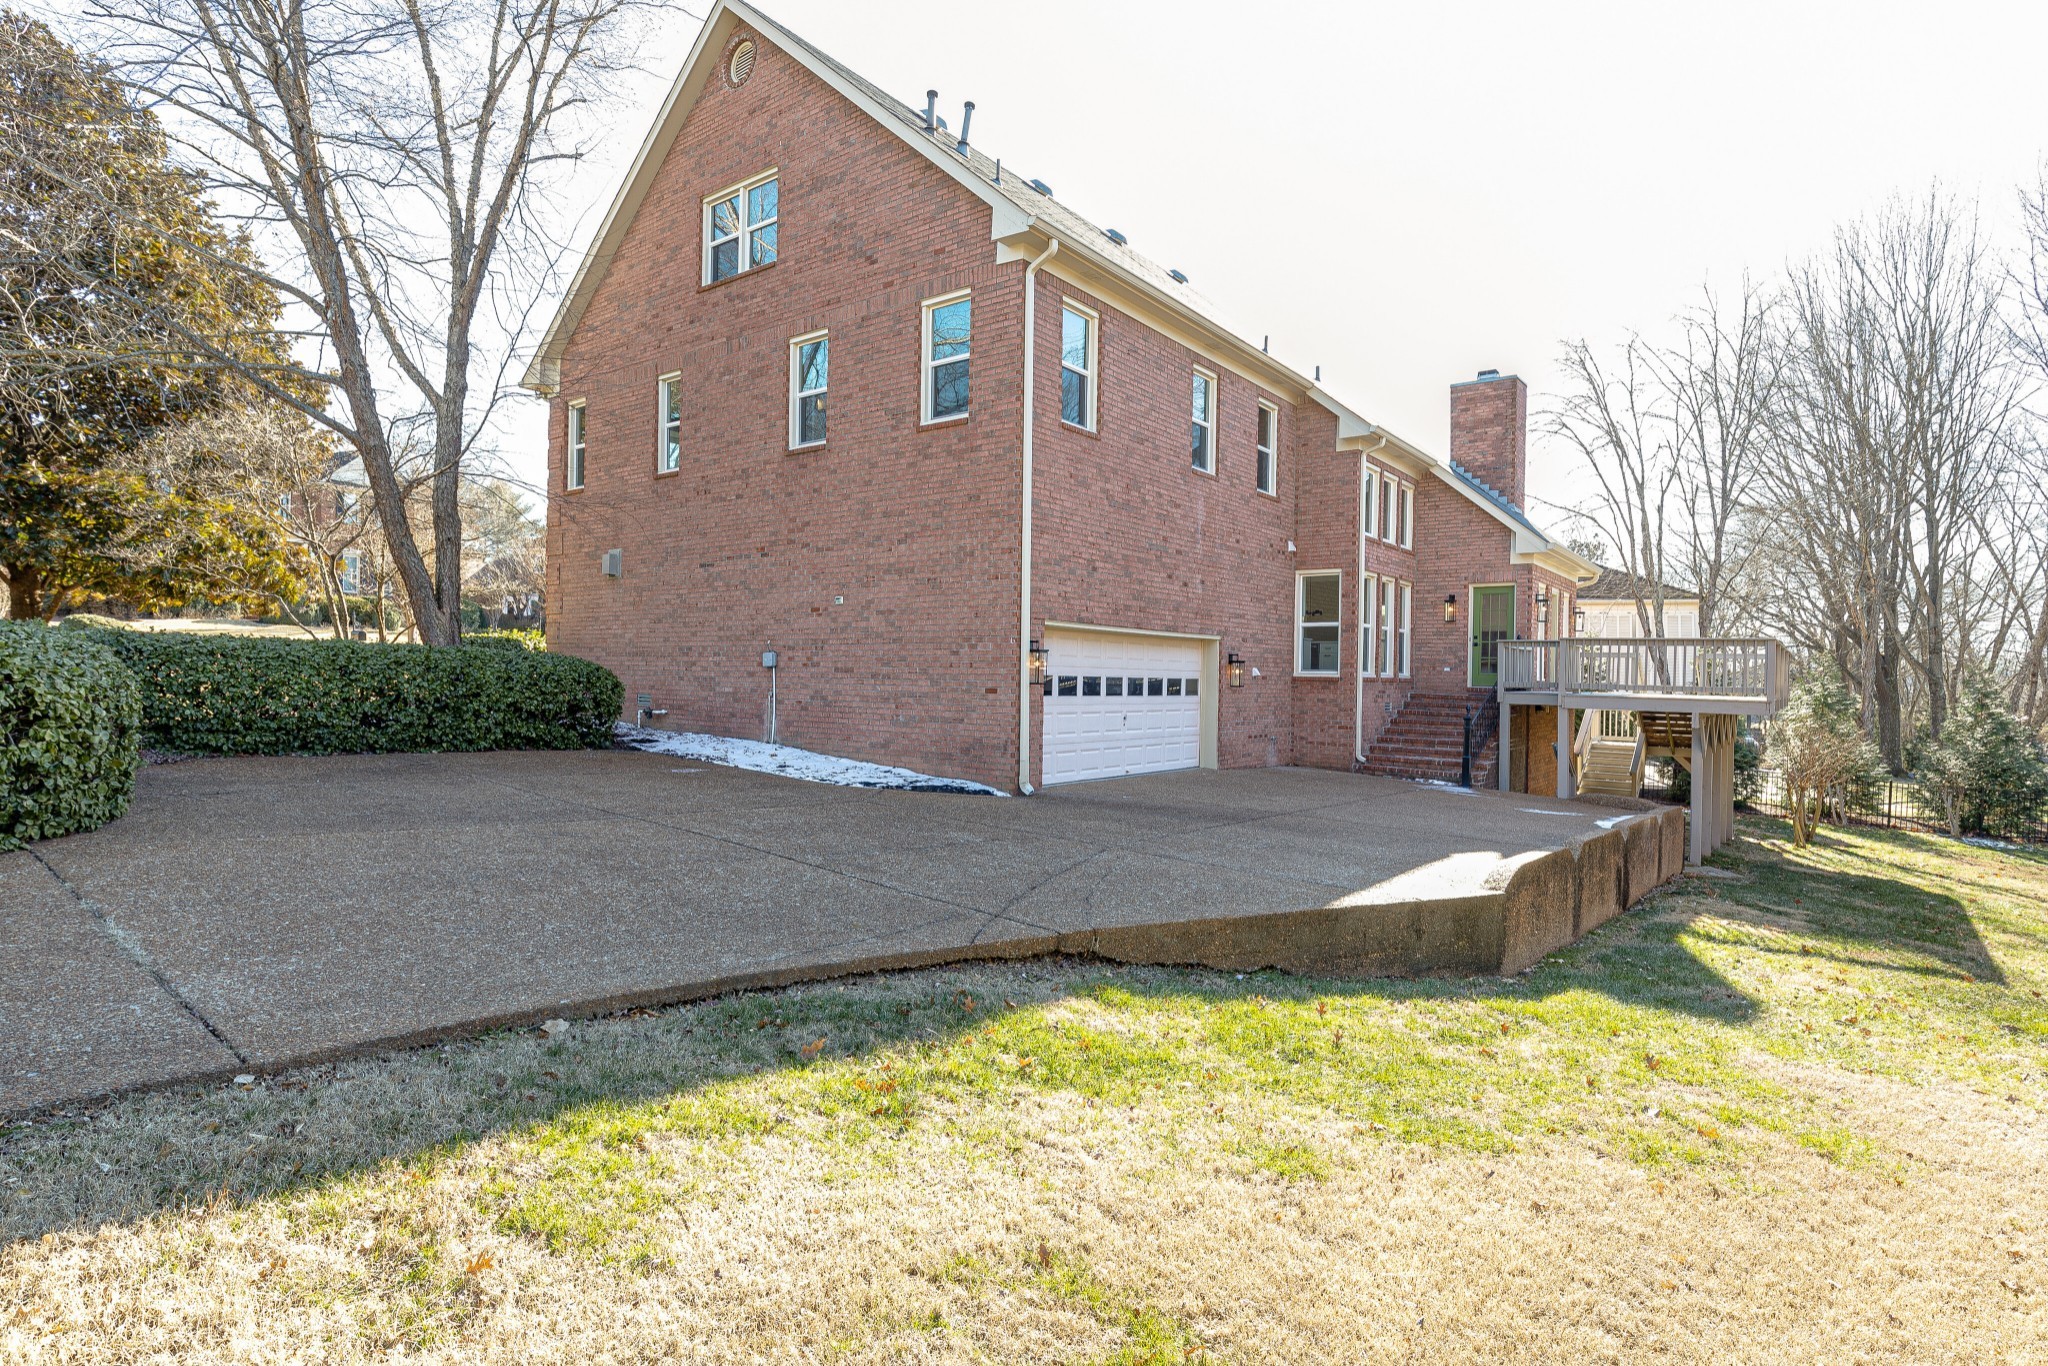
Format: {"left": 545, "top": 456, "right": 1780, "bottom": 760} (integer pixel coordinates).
{"left": 1, "top": 815, "right": 2015, "bottom": 1251}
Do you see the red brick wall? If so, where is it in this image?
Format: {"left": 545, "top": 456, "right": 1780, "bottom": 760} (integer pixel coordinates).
{"left": 1410, "top": 476, "right": 1516, "bottom": 691}
{"left": 1448, "top": 372, "right": 1527, "bottom": 509}
{"left": 545, "top": 30, "right": 1025, "bottom": 789}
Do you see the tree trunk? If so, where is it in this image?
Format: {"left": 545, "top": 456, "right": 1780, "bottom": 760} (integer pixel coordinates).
{"left": 4, "top": 562, "right": 40, "bottom": 620}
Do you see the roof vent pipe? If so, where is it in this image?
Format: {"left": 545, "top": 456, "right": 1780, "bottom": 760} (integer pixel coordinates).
{"left": 956, "top": 101, "right": 974, "bottom": 154}
{"left": 924, "top": 90, "right": 937, "bottom": 132}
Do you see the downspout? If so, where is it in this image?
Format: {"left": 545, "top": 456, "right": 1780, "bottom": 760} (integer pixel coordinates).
{"left": 1353, "top": 432, "right": 1390, "bottom": 766}
{"left": 1018, "top": 237, "right": 1060, "bottom": 794}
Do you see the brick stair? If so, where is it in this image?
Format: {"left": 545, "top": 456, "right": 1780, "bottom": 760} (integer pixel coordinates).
{"left": 1359, "top": 689, "right": 1499, "bottom": 787}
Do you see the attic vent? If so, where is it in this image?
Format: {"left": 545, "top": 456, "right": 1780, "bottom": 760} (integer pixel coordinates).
{"left": 1168, "top": 269, "right": 1188, "bottom": 284}
{"left": 1027, "top": 178, "right": 1053, "bottom": 196}
{"left": 727, "top": 38, "right": 756, "bottom": 86}
{"left": 1105, "top": 228, "right": 1127, "bottom": 245}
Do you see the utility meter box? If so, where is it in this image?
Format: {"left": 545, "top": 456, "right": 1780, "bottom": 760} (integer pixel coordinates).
{"left": 761, "top": 650, "right": 778, "bottom": 669}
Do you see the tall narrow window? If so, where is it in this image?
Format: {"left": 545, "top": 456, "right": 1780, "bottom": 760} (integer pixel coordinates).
{"left": 790, "top": 332, "right": 828, "bottom": 448}
{"left": 1363, "top": 466, "right": 1380, "bottom": 541}
{"left": 1191, "top": 368, "right": 1216, "bottom": 473}
{"left": 1380, "top": 577, "right": 1397, "bottom": 675}
{"left": 339, "top": 550, "right": 362, "bottom": 596}
{"left": 1256, "top": 401, "right": 1278, "bottom": 494}
{"left": 923, "top": 292, "right": 971, "bottom": 422}
{"left": 1297, "top": 571, "right": 1341, "bottom": 675}
{"left": 656, "top": 374, "right": 682, "bottom": 473}
{"left": 566, "top": 401, "right": 586, "bottom": 490}
{"left": 1399, "top": 581, "right": 1413, "bottom": 676}
{"left": 1060, "top": 304, "right": 1096, "bottom": 430}
{"left": 1360, "top": 572, "right": 1379, "bottom": 677}
{"left": 1399, "top": 481, "right": 1415, "bottom": 548}
{"left": 705, "top": 171, "right": 778, "bottom": 283}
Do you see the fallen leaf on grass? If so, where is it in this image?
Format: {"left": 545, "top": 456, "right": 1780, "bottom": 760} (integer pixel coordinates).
{"left": 465, "top": 1251, "right": 494, "bottom": 1276}
{"left": 800, "top": 1038, "right": 825, "bottom": 1059}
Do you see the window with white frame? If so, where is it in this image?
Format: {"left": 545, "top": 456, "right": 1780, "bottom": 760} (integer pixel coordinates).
{"left": 1398, "top": 581, "right": 1413, "bottom": 676}
{"left": 1362, "top": 466, "right": 1380, "bottom": 541}
{"left": 1190, "top": 368, "right": 1216, "bottom": 473}
{"left": 1399, "top": 481, "right": 1414, "bottom": 549}
{"left": 1256, "top": 401, "right": 1278, "bottom": 494}
{"left": 656, "top": 373, "right": 681, "bottom": 473}
{"left": 1297, "top": 571, "right": 1341, "bottom": 675}
{"left": 704, "top": 170, "right": 778, "bottom": 283}
{"left": 789, "top": 332, "right": 827, "bottom": 448}
{"left": 339, "top": 550, "right": 362, "bottom": 596}
{"left": 1380, "top": 576, "right": 1396, "bottom": 675}
{"left": 922, "top": 291, "right": 971, "bottom": 423}
{"left": 566, "top": 401, "right": 586, "bottom": 490}
{"left": 1060, "top": 304, "right": 1096, "bottom": 430}
{"left": 1360, "top": 572, "right": 1379, "bottom": 676}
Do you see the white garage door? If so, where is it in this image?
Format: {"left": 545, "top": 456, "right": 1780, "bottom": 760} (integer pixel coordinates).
{"left": 1042, "top": 631, "right": 1204, "bottom": 785}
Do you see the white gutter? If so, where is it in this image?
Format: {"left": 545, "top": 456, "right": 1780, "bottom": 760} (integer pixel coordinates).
{"left": 1352, "top": 432, "right": 1390, "bottom": 766}
{"left": 1017, "top": 237, "right": 1060, "bottom": 794}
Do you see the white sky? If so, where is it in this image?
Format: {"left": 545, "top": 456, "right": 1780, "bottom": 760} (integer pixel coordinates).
{"left": 83, "top": 0, "right": 2040, "bottom": 526}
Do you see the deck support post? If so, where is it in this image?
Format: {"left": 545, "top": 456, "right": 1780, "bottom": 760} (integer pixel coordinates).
{"left": 1556, "top": 701, "right": 1574, "bottom": 799}
{"left": 1689, "top": 710, "right": 1705, "bottom": 866}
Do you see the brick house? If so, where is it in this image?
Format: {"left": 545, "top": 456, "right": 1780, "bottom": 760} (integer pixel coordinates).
{"left": 522, "top": 0, "right": 1597, "bottom": 793}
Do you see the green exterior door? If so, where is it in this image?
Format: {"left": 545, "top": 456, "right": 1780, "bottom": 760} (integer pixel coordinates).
{"left": 1470, "top": 586, "right": 1514, "bottom": 686}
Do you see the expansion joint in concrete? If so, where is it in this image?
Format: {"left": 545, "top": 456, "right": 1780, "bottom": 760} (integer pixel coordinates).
{"left": 25, "top": 849, "right": 250, "bottom": 1067}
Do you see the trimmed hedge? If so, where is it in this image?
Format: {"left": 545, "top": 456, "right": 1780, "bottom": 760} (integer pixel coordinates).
{"left": 464, "top": 628, "right": 546, "bottom": 652}
{"left": 72, "top": 630, "right": 621, "bottom": 756}
{"left": 1, "top": 622, "right": 142, "bottom": 850}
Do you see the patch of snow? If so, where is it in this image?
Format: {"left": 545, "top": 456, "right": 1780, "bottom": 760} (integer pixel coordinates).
{"left": 1411, "top": 779, "right": 1480, "bottom": 795}
{"left": 1594, "top": 815, "right": 1633, "bottom": 829}
{"left": 1519, "top": 808, "right": 1577, "bottom": 817}
{"left": 1961, "top": 835, "right": 2026, "bottom": 852}
{"left": 617, "top": 724, "right": 1006, "bottom": 795}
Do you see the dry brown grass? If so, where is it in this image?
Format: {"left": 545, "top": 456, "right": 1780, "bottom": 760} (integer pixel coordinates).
{"left": 3, "top": 820, "right": 2045, "bottom": 1362}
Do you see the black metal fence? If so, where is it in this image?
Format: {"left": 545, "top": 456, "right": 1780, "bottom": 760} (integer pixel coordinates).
{"left": 1638, "top": 760, "right": 2048, "bottom": 845}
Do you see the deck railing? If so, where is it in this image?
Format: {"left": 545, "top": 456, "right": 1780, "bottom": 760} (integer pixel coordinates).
{"left": 1499, "top": 638, "right": 1791, "bottom": 710}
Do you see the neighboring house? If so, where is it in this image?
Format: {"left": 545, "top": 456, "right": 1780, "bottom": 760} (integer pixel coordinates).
{"left": 522, "top": 0, "right": 1597, "bottom": 792}
{"left": 1577, "top": 567, "right": 1700, "bottom": 639}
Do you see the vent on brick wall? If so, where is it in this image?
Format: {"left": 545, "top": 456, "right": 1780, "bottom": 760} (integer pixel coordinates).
{"left": 728, "top": 39, "right": 756, "bottom": 86}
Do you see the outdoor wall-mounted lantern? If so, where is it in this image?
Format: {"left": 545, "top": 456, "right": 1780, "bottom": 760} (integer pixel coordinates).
{"left": 1027, "top": 639, "right": 1048, "bottom": 685}
{"left": 1535, "top": 585, "right": 1550, "bottom": 636}
{"left": 1573, "top": 606, "right": 1587, "bottom": 634}
{"left": 1443, "top": 592, "right": 1458, "bottom": 623}
{"left": 1226, "top": 652, "right": 1247, "bottom": 688}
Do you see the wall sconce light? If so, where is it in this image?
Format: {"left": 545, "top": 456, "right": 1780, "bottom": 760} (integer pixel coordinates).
{"left": 1443, "top": 593, "right": 1458, "bottom": 623}
{"left": 1226, "top": 652, "right": 1246, "bottom": 688}
{"left": 1027, "top": 639, "right": 1048, "bottom": 685}
{"left": 1573, "top": 606, "right": 1587, "bottom": 634}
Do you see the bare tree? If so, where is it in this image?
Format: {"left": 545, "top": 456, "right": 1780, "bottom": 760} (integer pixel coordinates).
{"left": 86, "top": 0, "right": 655, "bottom": 644}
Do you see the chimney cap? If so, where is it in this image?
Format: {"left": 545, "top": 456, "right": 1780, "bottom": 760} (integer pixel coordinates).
{"left": 1477, "top": 368, "right": 1500, "bottom": 379}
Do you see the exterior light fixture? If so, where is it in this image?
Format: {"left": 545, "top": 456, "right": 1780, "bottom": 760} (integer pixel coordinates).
{"left": 1443, "top": 593, "right": 1458, "bottom": 623}
{"left": 1226, "top": 652, "right": 1246, "bottom": 688}
{"left": 1573, "top": 606, "right": 1587, "bottom": 634}
{"left": 1027, "top": 639, "right": 1048, "bottom": 685}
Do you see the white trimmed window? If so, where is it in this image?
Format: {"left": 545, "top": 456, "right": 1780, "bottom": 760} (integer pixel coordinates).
{"left": 1256, "top": 401, "right": 1278, "bottom": 495}
{"left": 656, "top": 373, "right": 681, "bottom": 473}
{"left": 1399, "top": 481, "right": 1415, "bottom": 549}
{"left": 922, "top": 291, "right": 971, "bottom": 423}
{"left": 1399, "top": 580, "right": 1413, "bottom": 676}
{"left": 1191, "top": 368, "right": 1216, "bottom": 473}
{"left": 1380, "top": 577, "right": 1397, "bottom": 675}
{"left": 566, "top": 401, "right": 586, "bottom": 490}
{"left": 1360, "top": 572, "right": 1380, "bottom": 677}
{"left": 704, "top": 170, "right": 778, "bottom": 283}
{"left": 1363, "top": 466, "right": 1380, "bottom": 541}
{"left": 1297, "top": 570, "right": 1341, "bottom": 675}
{"left": 790, "top": 331, "right": 828, "bottom": 448}
{"left": 1060, "top": 303, "right": 1096, "bottom": 430}
{"left": 339, "top": 550, "right": 362, "bottom": 596}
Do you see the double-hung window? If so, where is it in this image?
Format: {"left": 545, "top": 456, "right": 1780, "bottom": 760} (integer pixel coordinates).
{"left": 1363, "top": 466, "right": 1380, "bottom": 541}
{"left": 656, "top": 374, "right": 682, "bottom": 473}
{"left": 789, "top": 331, "right": 827, "bottom": 448}
{"left": 1190, "top": 368, "right": 1216, "bottom": 473}
{"left": 1060, "top": 304, "right": 1096, "bottom": 430}
{"left": 1380, "top": 577, "right": 1397, "bottom": 676}
{"left": 1256, "top": 402, "right": 1278, "bottom": 494}
{"left": 922, "top": 291, "right": 971, "bottom": 423}
{"left": 705, "top": 170, "right": 778, "bottom": 283}
{"left": 1398, "top": 581, "right": 1413, "bottom": 676}
{"left": 1361, "top": 572, "right": 1380, "bottom": 676}
{"left": 1398, "top": 481, "right": 1414, "bottom": 548}
{"left": 1297, "top": 571, "right": 1341, "bottom": 675}
{"left": 566, "top": 401, "right": 586, "bottom": 490}
{"left": 339, "top": 550, "right": 362, "bottom": 596}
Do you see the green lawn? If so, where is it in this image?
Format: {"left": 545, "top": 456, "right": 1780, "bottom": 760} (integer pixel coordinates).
{"left": 4, "top": 818, "right": 2046, "bottom": 1361}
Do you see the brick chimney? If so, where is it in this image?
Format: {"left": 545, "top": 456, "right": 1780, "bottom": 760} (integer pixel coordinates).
{"left": 1449, "top": 370, "right": 1528, "bottom": 509}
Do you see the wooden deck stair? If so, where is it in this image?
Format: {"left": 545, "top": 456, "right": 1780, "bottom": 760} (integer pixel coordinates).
{"left": 1577, "top": 736, "right": 1643, "bottom": 797}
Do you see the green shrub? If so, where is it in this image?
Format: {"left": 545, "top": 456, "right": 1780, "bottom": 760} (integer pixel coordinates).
{"left": 55, "top": 612, "right": 131, "bottom": 631}
{"left": 465, "top": 628, "right": 546, "bottom": 652}
{"left": 72, "top": 630, "right": 619, "bottom": 756}
{"left": 0, "top": 622, "right": 142, "bottom": 850}
{"left": 1912, "top": 676, "right": 2048, "bottom": 838}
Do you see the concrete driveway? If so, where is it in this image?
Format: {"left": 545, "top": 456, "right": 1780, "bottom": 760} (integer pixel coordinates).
{"left": 2, "top": 751, "right": 1679, "bottom": 1116}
